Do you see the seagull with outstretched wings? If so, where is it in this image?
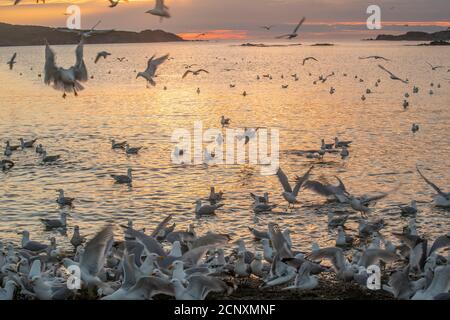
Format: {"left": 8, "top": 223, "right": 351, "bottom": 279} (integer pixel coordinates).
{"left": 276, "top": 17, "right": 306, "bottom": 39}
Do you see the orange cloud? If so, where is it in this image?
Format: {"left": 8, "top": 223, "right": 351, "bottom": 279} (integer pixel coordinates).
{"left": 178, "top": 29, "right": 249, "bottom": 40}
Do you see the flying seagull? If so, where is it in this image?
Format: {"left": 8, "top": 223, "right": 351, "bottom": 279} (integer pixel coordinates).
{"left": 261, "top": 25, "right": 275, "bottom": 31}
{"left": 378, "top": 65, "right": 408, "bottom": 84}
{"left": 108, "top": 0, "right": 128, "bottom": 8}
{"left": 182, "top": 69, "right": 209, "bottom": 79}
{"left": 95, "top": 51, "right": 111, "bottom": 64}
{"left": 136, "top": 54, "right": 169, "bottom": 87}
{"left": 146, "top": 0, "right": 171, "bottom": 21}
{"left": 359, "top": 56, "right": 390, "bottom": 61}
{"left": 302, "top": 57, "right": 317, "bottom": 65}
{"left": 276, "top": 17, "right": 306, "bottom": 39}
{"left": 44, "top": 39, "right": 88, "bottom": 98}
{"left": 7, "top": 53, "right": 17, "bottom": 70}
{"left": 416, "top": 165, "right": 450, "bottom": 207}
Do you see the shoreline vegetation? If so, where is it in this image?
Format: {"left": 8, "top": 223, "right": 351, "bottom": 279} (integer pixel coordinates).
{"left": 0, "top": 22, "right": 184, "bottom": 47}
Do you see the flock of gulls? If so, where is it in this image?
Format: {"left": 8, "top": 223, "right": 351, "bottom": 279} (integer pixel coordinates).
{"left": 2, "top": 1, "right": 450, "bottom": 302}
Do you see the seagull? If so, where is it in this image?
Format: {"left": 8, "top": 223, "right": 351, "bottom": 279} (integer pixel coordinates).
{"left": 253, "top": 198, "right": 277, "bottom": 214}
{"left": 378, "top": 65, "right": 408, "bottom": 84}
{"left": 250, "top": 192, "right": 269, "bottom": 204}
{"left": 0, "top": 280, "right": 17, "bottom": 300}
{"left": 416, "top": 166, "right": 450, "bottom": 207}
{"left": 359, "top": 56, "right": 390, "bottom": 61}
{"left": 41, "top": 151, "right": 61, "bottom": 163}
{"left": 426, "top": 62, "right": 444, "bottom": 71}
{"left": 56, "top": 189, "right": 75, "bottom": 207}
{"left": 334, "top": 137, "right": 352, "bottom": 148}
{"left": 304, "top": 177, "right": 349, "bottom": 203}
{"left": 72, "top": 226, "right": 114, "bottom": 287}
{"left": 44, "top": 39, "right": 88, "bottom": 98}
{"left": 108, "top": 0, "right": 122, "bottom": 8}
{"left": 95, "top": 51, "right": 111, "bottom": 63}
{"left": 125, "top": 144, "right": 143, "bottom": 155}
{"left": 70, "top": 226, "right": 86, "bottom": 248}
{"left": 171, "top": 276, "right": 231, "bottom": 300}
{"left": 146, "top": 0, "right": 171, "bottom": 21}
{"left": 340, "top": 147, "right": 349, "bottom": 160}
{"left": 116, "top": 57, "right": 126, "bottom": 62}
{"left": 1, "top": 159, "right": 14, "bottom": 171}
{"left": 349, "top": 193, "right": 389, "bottom": 217}
{"left": 111, "top": 139, "right": 127, "bottom": 149}
{"left": 136, "top": 54, "right": 169, "bottom": 87}
{"left": 195, "top": 200, "right": 223, "bottom": 216}
{"left": 19, "top": 138, "right": 37, "bottom": 149}
{"left": 399, "top": 200, "right": 418, "bottom": 216}
{"left": 35, "top": 144, "right": 45, "bottom": 155}
{"left": 111, "top": 168, "right": 133, "bottom": 184}
{"left": 276, "top": 166, "right": 313, "bottom": 209}
{"left": 7, "top": 53, "right": 17, "bottom": 70}
{"left": 40, "top": 212, "right": 69, "bottom": 229}
{"left": 5, "top": 141, "right": 20, "bottom": 151}
{"left": 220, "top": 116, "right": 230, "bottom": 127}
{"left": 306, "top": 247, "right": 354, "bottom": 281}
{"left": 261, "top": 25, "right": 275, "bottom": 31}
{"left": 282, "top": 262, "right": 319, "bottom": 291}
{"left": 182, "top": 69, "right": 209, "bottom": 79}
{"left": 19, "top": 231, "right": 48, "bottom": 253}
{"left": 276, "top": 17, "right": 306, "bottom": 39}
{"left": 302, "top": 57, "right": 318, "bottom": 65}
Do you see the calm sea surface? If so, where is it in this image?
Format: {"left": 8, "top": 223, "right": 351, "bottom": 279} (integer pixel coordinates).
{"left": 0, "top": 41, "right": 449, "bottom": 251}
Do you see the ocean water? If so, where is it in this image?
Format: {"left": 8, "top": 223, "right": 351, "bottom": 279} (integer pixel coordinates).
{"left": 0, "top": 40, "right": 449, "bottom": 252}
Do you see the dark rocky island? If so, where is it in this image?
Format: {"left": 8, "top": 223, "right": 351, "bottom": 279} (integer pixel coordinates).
{"left": 0, "top": 22, "right": 184, "bottom": 47}
{"left": 371, "top": 30, "right": 450, "bottom": 41}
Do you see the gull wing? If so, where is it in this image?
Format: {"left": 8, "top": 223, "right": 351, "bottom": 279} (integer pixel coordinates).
{"left": 416, "top": 166, "right": 447, "bottom": 198}
{"left": 147, "top": 54, "right": 169, "bottom": 77}
{"left": 378, "top": 64, "right": 395, "bottom": 77}
{"left": 293, "top": 165, "right": 314, "bottom": 196}
{"left": 303, "top": 180, "right": 335, "bottom": 196}
{"left": 306, "top": 247, "right": 345, "bottom": 272}
{"left": 94, "top": 53, "right": 102, "bottom": 64}
{"left": 429, "top": 234, "right": 450, "bottom": 255}
{"left": 276, "top": 167, "right": 292, "bottom": 193}
{"left": 44, "top": 41, "right": 58, "bottom": 85}
{"left": 74, "top": 40, "right": 88, "bottom": 81}
{"left": 182, "top": 70, "right": 193, "bottom": 79}
{"left": 360, "top": 249, "right": 400, "bottom": 267}
{"left": 10, "top": 52, "right": 17, "bottom": 62}
{"left": 127, "top": 228, "right": 166, "bottom": 257}
{"left": 181, "top": 245, "right": 216, "bottom": 267}
{"left": 81, "top": 226, "right": 114, "bottom": 276}
{"left": 186, "top": 275, "right": 228, "bottom": 300}
{"left": 150, "top": 214, "right": 173, "bottom": 237}
{"left": 275, "top": 34, "right": 290, "bottom": 39}
{"left": 293, "top": 17, "right": 306, "bottom": 34}
{"left": 197, "top": 69, "right": 209, "bottom": 74}
{"left": 131, "top": 276, "right": 175, "bottom": 299}
{"left": 122, "top": 252, "right": 137, "bottom": 290}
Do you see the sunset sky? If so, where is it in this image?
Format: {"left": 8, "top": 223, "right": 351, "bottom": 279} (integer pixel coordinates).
{"left": 0, "top": 0, "right": 449, "bottom": 40}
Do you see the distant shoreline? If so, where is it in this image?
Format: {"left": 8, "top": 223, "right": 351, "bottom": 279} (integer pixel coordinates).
{"left": 0, "top": 22, "right": 184, "bottom": 47}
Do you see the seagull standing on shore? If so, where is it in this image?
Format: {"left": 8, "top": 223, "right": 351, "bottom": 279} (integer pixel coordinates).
{"left": 136, "top": 54, "right": 169, "bottom": 87}
{"left": 44, "top": 39, "right": 88, "bottom": 98}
